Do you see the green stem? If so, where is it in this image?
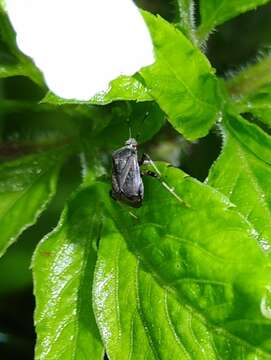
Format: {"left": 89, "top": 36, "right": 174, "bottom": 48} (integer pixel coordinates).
{"left": 175, "top": 0, "right": 198, "bottom": 45}
{"left": 226, "top": 55, "right": 271, "bottom": 98}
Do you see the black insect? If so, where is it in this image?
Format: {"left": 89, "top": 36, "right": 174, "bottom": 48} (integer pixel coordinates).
{"left": 111, "top": 138, "right": 144, "bottom": 208}
{"left": 111, "top": 138, "right": 188, "bottom": 208}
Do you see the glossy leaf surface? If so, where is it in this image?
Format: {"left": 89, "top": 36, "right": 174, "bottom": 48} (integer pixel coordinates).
{"left": 93, "top": 164, "right": 271, "bottom": 359}
{"left": 207, "top": 113, "right": 271, "bottom": 246}
{"left": 140, "top": 12, "right": 221, "bottom": 140}
{"left": 0, "top": 149, "right": 66, "bottom": 257}
{"left": 33, "top": 186, "right": 104, "bottom": 360}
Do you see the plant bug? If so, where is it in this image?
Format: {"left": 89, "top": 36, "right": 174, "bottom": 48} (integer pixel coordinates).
{"left": 111, "top": 137, "right": 143, "bottom": 208}
{"left": 111, "top": 137, "right": 188, "bottom": 208}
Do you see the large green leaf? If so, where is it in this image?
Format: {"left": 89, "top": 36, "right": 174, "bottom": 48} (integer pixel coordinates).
{"left": 140, "top": 11, "right": 221, "bottom": 140}
{"left": 93, "top": 164, "right": 271, "bottom": 359}
{"left": 198, "top": 0, "right": 270, "bottom": 41}
{"left": 33, "top": 186, "right": 104, "bottom": 360}
{"left": 207, "top": 113, "right": 271, "bottom": 246}
{"left": 94, "top": 219, "right": 218, "bottom": 360}
{"left": 0, "top": 149, "right": 66, "bottom": 257}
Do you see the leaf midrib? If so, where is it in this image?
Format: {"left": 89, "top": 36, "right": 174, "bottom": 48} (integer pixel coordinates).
{"left": 71, "top": 212, "right": 100, "bottom": 360}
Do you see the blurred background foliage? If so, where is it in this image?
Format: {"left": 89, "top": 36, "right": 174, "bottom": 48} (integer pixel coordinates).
{"left": 1, "top": 0, "right": 271, "bottom": 358}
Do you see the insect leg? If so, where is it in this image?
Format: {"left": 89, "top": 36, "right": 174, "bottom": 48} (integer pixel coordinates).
{"left": 141, "top": 153, "right": 190, "bottom": 208}
{"left": 109, "top": 190, "right": 117, "bottom": 201}
{"left": 138, "top": 153, "right": 150, "bottom": 166}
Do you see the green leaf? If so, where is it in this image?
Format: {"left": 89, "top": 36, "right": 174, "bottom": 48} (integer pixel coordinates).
{"left": 207, "top": 113, "right": 271, "bottom": 246}
{"left": 94, "top": 219, "right": 219, "bottom": 360}
{"left": 198, "top": 0, "right": 270, "bottom": 41}
{"left": 140, "top": 11, "right": 221, "bottom": 140}
{"left": 0, "top": 149, "right": 66, "bottom": 257}
{"left": 42, "top": 75, "right": 152, "bottom": 105}
{"left": 94, "top": 165, "right": 271, "bottom": 359}
{"left": 33, "top": 186, "right": 104, "bottom": 360}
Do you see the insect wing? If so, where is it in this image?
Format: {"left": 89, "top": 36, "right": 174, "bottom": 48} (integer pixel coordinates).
{"left": 112, "top": 145, "right": 143, "bottom": 199}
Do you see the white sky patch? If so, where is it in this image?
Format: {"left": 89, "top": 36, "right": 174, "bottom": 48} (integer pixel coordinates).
{"left": 5, "top": 0, "right": 154, "bottom": 100}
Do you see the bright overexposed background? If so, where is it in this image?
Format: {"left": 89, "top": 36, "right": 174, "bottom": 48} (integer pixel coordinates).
{"left": 5, "top": 0, "right": 154, "bottom": 100}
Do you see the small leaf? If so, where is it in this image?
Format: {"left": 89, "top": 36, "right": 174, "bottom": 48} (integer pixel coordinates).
{"left": 94, "top": 164, "right": 271, "bottom": 358}
{"left": 33, "top": 186, "right": 104, "bottom": 359}
{"left": 207, "top": 113, "right": 271, "bottom": 246}
{"left": 198, "top": 0, "right": 270, "bottom": 41}
{"left": 0, "top": 149, "right": 66, "bottom": 257}
{"left": 140, "top": 11, "right": 221, "bottom": 140}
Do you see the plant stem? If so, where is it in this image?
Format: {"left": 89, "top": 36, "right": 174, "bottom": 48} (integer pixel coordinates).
{"left": 176, "top": 0, "right": 198, "bottom": 45}
{"left": 226, "top": 55, "right": 271, "bottom": 98}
